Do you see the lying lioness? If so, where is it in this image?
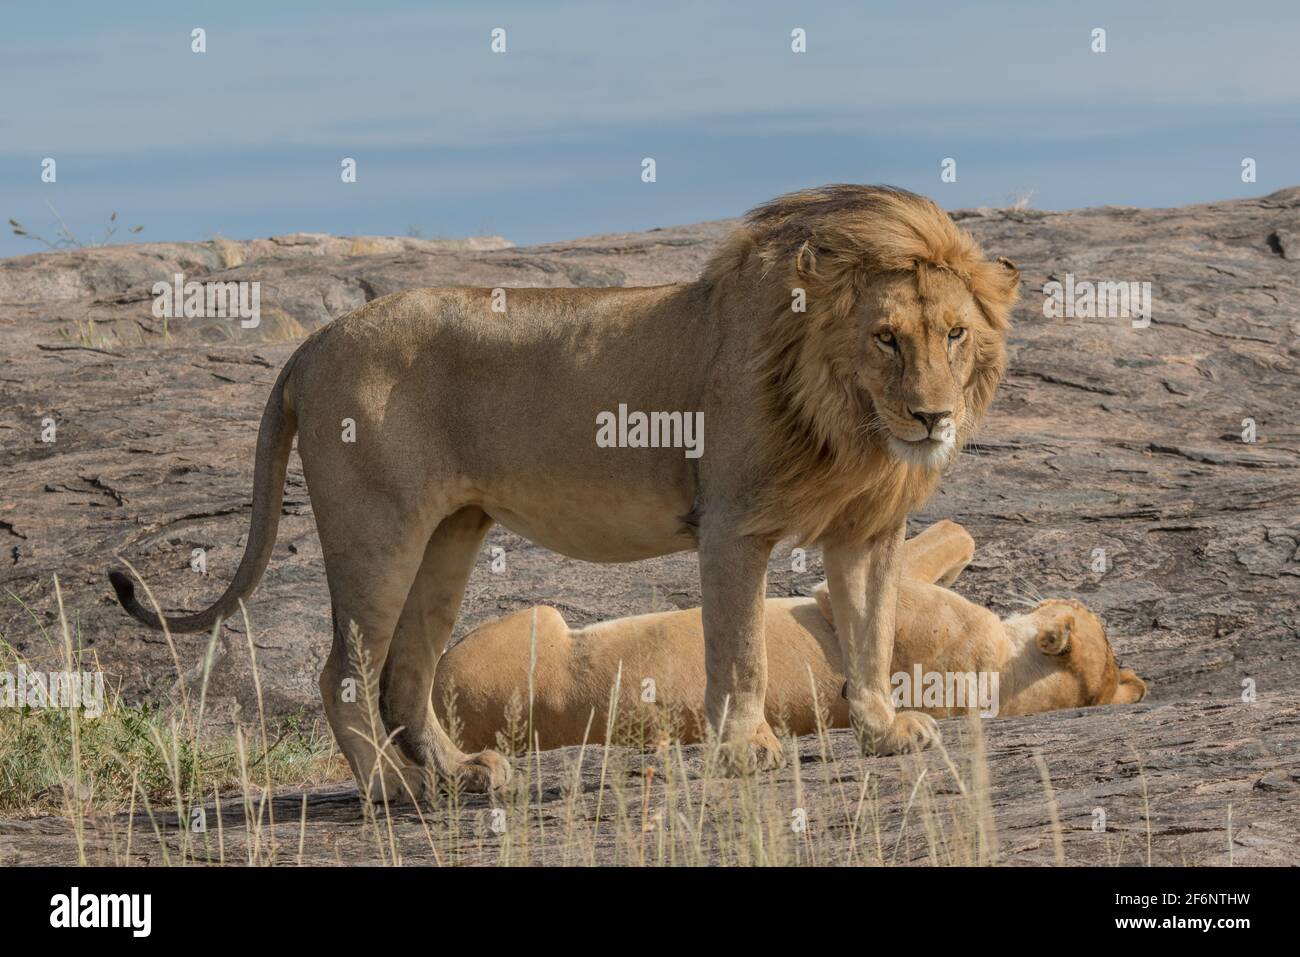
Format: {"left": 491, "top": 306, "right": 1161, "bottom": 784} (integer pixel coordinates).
{"left": 436, "top": 521, "right": 1146, "bottom": 751}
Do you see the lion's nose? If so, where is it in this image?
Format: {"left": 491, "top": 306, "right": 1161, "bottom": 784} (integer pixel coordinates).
{"left": 909, "top": 409, "right": 951, "bottom": 435}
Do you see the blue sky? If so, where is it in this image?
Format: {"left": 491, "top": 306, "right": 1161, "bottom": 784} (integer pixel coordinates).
{"left": 2, "top": 0, "right": 1297, "bottom": 257}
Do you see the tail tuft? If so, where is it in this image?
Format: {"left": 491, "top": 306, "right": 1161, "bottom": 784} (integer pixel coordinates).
{"left": 108, "top": 568, "right": 157, "bottom": 626}
{"left": 108, "top": 569, "right": 135, "bottom": 609}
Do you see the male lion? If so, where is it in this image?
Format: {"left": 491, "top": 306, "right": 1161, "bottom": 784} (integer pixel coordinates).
{"left": 109, "top": 185, "right": 1020, "bottom": 799}
{"left": 433, "top": 520, "right": 1148, "bottom": 752}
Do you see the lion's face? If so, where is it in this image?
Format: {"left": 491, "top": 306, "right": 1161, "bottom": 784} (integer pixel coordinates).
{"left": 1031, "top": 599, "right": 1147, "bottom": 706}
{"left": 738, "top": 185, "right": 1019, "bottom": 544}
{"left": 850, "top": 268, "right": 994, "bottom": 470}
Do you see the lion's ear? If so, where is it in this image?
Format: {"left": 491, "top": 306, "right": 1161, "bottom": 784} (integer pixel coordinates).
{"left": 795, "top": 240, "right": 818, "bottom": 282}
{"left": 995, "top": 256, "right": 1020, "bottom": 302}
{"left": 977, "top": 254, "right": 1019, "bottom": 306}
{"left": 971, "top": 256, "right": 1020, "bottom": 321}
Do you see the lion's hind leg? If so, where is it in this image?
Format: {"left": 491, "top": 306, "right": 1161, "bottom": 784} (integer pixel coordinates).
{"left": 317, "top": 525, "right": 437, "bottom": 806}
{"left": 380, "top": 506, "right": 511, "bottom": 794}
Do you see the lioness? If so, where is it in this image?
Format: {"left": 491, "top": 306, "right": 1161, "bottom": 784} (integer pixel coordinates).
{"left": 436, "top": 520, "right": 1148, "bottom": 751}
{"left": 109, "top": 185, "right": 1020, "bottom": 798}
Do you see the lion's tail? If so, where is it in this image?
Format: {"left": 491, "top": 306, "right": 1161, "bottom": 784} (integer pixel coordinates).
{"left": 108, "top": 350, "right": 301, "bottom": 634}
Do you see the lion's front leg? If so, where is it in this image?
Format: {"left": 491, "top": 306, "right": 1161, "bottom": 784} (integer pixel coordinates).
{"left": 698, "top": 524, "right": 785, "bottom": 774}
{"left": 824, "top": 522, "right": 940, "bottom": 756}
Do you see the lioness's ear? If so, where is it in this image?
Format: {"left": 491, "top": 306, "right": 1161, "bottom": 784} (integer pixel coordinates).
{"left": 1112, "top": 668, "right": 1148, "bottom": 704}
{"left": 1036, "top": 614, "right": 1073, "bottom": 656}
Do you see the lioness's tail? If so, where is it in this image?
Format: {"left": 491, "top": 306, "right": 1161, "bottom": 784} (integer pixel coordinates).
{"left": 108, "top": 351, "right": 301, "bottom": 633}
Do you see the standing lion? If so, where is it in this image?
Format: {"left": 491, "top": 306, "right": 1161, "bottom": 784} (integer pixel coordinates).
{"left": 110, "top": 185, "right": 1020, "bottom": 800}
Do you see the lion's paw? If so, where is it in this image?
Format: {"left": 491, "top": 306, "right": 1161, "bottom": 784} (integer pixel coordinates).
{"left": 363, "top": 764, "right": 433, "bottom": 806}
{"left": 715, "top": 721, "right": 786, "bottom": 776}
{"left": 453, "top": 749, "right": 512, "bottom": 793}
{"left": 876, "top": 710, "right": 940, "bottom": 755}
{"left": 851, "top": 692, "right": 940, "bottom": 756}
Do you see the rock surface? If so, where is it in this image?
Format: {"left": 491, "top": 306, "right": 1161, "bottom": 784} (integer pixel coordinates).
{"left": 1, "top": 191, "right": 1297, "bottom": 865}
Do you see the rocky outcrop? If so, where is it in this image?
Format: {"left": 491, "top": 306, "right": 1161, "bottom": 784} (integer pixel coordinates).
{"left": 1, "top": 190, "right": 1297, "bottom": 864}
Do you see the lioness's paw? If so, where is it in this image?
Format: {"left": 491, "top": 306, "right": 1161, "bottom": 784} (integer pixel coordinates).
{"left": 453, "top": 749, "right": 512, "bottom": 793}
{"left": 715, "top": 722, "right": 786, "bottom": 777}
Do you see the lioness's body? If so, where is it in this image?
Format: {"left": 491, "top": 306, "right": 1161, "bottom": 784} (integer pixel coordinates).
{"left": 437, "top": 522, "right": 1146, "bottom": 751}
{"left": 110, "top": 186, "right": 1021, "bottom": 799}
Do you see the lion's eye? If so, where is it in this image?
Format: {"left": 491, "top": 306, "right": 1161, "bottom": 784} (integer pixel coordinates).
{"left": 947, "top": 327, "right": 966, "bottom": 342}
{"left": 875, "top": 331, "right": 897, "bottom": 349}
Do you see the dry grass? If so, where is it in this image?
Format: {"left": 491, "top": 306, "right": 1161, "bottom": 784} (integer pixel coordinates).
{"left": 212, "top": 235, "right": 245, "bottom": 269}
{"left": 0, "top": 580, "right": 341, "bottom": 826}
{"left": 0, "top": 574, "right": 1074, "bottom": 867}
